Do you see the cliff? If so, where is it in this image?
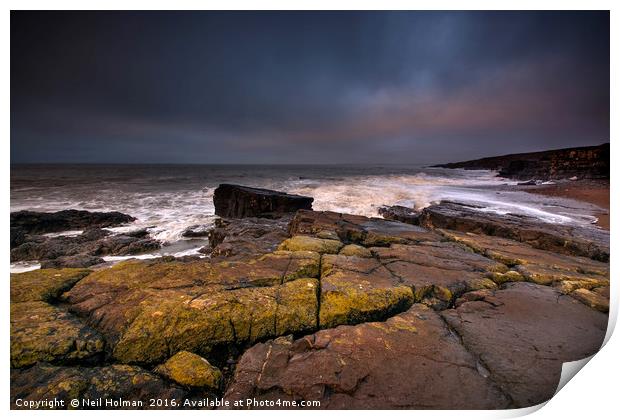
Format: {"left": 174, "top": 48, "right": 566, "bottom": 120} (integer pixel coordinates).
{"left": 434, "top": 143, "right": 609, "bottom": 180}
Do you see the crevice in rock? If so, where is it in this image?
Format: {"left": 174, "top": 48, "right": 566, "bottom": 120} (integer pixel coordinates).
{"left": 437, "top": 310, "right": 517, "bottom": 408}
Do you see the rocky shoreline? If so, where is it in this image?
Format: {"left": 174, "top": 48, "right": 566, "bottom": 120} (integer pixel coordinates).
{"left": 10, "top": 182, "right": 610, "bottom": 409}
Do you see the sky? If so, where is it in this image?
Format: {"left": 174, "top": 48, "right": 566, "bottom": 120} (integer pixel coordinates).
{"left": 11, "top": 11, "right": 609, "bottom": 164}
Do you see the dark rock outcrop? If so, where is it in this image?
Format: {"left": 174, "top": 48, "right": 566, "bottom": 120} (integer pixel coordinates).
{"left": 434, "top": 143, "right": 609, "bottom": 181}
{"left": 202, "top": 216, "right": 291, "bottom": 260}
{"left": 378, "top": 205, "right": 419, "bottom": 224}
{"left": 11, "top": 209, "right": 135, "bottom": 235}
{"left": 418, "top": 201, "right": 609, "bottom": 262}
{"left": 213, "top": 184, "right": 313, "bottom": 218}
{"left": 11, "top": 228, "right": 160, "bottom": 266}
{"left": 40, "top": 254, "right": 106, "bottom": 269}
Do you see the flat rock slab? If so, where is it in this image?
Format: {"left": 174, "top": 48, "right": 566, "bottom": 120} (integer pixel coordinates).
{"left": 371, "top": 242, "right": 506, "bottom": 308}
{"left": 11, "top": 268, "right": 92, "bottom": 303}
{"left": 214, "top": 184, "right": 313, "bottom": 218}
{"left": 419, "top": 201, "right": 609, "bottom": 261}
{"left": 289, "top": 210, "right": 441, "bottom": 246}
{"left": 442, "top": 282, "right": 608, "bottom": 407}
{"left": 64, "top": 253, "right": 321, "bottom": 364}
{"left": 224, "top": 304, "right": 510, "bottom": 409}
{"left": 319, "top": 254, "right": 413, "bottom": 328}
{"left": 11, "top": 301, "right": 105, "bottom": 368}
{"left": 11, "top": 363, "right": 185, "bottom": 409}
{"left": 441, "top": 230, "right": 610, "bottom": 290}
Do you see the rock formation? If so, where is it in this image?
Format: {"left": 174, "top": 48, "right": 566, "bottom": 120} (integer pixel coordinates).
{"left": 213, "top": 184, "right": 313, "bottom": 218}
{"left": 10, "top": 194, "right": 610, "bottom": 410}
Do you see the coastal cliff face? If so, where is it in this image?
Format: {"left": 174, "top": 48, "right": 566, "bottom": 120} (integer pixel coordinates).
{"left": 10, "top": 184, "right": 610, "bottom": 410}
{"left": 435, "top": 143, "right": 609, "bottom": 180}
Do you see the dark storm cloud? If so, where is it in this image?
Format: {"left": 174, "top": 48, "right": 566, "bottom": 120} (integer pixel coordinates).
{"left": 11, "top": 11, "right": 609, "bottom": 164}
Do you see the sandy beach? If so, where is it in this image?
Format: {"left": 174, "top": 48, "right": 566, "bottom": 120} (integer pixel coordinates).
{"left": 518, "top": 180, "right": 610, "bottom": 230}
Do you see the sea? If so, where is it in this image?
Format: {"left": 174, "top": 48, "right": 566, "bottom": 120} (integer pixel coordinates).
{"left": 10, "top": 164, "right": 603, "bottom": 273}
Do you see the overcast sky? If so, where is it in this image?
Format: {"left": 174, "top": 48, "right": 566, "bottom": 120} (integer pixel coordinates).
{"left": 11, "top": 11, "right": 609, "bottom": 164}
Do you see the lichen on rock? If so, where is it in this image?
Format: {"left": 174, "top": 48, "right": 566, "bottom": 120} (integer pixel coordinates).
{"left": 155, "top": 351, "right": 223, "bottom": 390}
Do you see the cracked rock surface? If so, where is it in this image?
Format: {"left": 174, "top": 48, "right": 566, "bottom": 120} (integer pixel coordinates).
{"left": 224, "top": 304, "right": 511, "bottom": 409}
{"left": 442, "top": 282, "right": 607, "bottom": 407}
{"left": 10, "top": 204, "right": 610, "bottom": 410}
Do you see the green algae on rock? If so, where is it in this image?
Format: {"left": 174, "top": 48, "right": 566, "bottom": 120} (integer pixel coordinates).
{"left": 278, "top": 235, "right": 343, "bottom": 254}
{"left": 108, "top": 278, "right": 319, "bottom": 364}
{"left": 338, "top": 244, "right": 372, "bottom": 258}
{"left": 11, "top": 268, "right": 92, "bottom": 303}
{"left": 11, "top": 301, "right": 105, "bottom": 368}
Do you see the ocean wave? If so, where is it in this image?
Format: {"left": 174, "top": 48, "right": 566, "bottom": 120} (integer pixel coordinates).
{"left": 10, "top": 167, "right": 600, "bottom": 254}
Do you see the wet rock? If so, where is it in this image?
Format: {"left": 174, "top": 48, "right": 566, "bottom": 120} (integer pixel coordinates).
{"left": 94, "top": 235, "right": 161, "bottom": 255}
{"left": 338, "top": 244, "right": 372, "bottom": 258}
{"left": 570, "top": 288, "right": 609, "bottom": 313}
{"left": 10, "top": 226, "right": 26, "bottom": 248}
{"left": 11, "top": 209, "right": 135, "bottom": 235}
{"left": 278, "top": 235, "right": 343, "bottom": 254}
{"left": 213, "top": 184, "right": 313, "bottom": 218}
{"left": 378, "top": 205, "right": 420, "bottom": 225}
{"left": 419, "top": 201, "right": 609, "bottom": 261}
{"left": 207, "top": 217, "right": 291, "bottom": 260}
{"left": 10, "top": 228, "right": 161, "bottom": 263}
{"left": 40, "top": 254, "right": 105, "bottom": 269}
{"left": 442, "top": 282, "right": 608, "bottom": 407}
{"left": 156, "top": 351, "right": 223, "bottom": 390}
{"left": 224, "top": 304, "right": 510, "bottom": 409}
{"left": 11, "top": 363, "right": 185, "bottom": 409}
{"left": 11, "top": 268, "right": 92, "bottom": 303}
{"left": 11, "top": 301, "right": 105, "bottom": 368}
{"left": 182, "top": 225, "right": 211, "bottom": 238}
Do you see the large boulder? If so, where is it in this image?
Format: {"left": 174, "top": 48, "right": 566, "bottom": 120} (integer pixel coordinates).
{"left": 10, "top": 209, "right": 135, "bottom": 235}
{"left": 224, "top": 305, "right": 511, "bottom": 409}
{"left": 442, "top": 282, "right": 608, "bottom": 407}
{"left": 213, "top": 184, "right": 313, "bottom": 219}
